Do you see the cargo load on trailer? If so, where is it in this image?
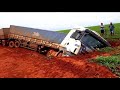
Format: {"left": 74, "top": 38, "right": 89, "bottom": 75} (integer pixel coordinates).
{"left": 0, "top": 25, "right": 111, "bottom": 57}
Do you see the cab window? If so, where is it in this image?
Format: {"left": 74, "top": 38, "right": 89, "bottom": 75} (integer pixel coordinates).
{"left": 81, "top": 34, "right": 105, "bottom": 48}
{"left": 70, "top": 30, "right": 82, "bottom": 40}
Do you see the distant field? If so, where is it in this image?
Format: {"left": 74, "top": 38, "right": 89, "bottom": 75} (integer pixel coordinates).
{"left": 57, "top": 29, "right": 71, "bottom": 34}
{"left": 57, "top": 23, "right": 120, "bottom": 40}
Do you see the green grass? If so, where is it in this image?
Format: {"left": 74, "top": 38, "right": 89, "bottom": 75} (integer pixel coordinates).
{"left": 57, "top": 23, "right": 120, "bottom": 40}
{"left": 99, "top": 46, "right": 120, "bottom": 54}
{"left": 92, "top": 55, "right": 120, "bottom": 76}
{"left": 98, "top": 47, "right": 114, "bottom": 52}
{"left": 91, "top": 45, "right": 120, "bottom": 77}
{"left": 87, "top": 23, "right": 120, "bottom": 39}
{"left": 57, "top": 29, "right": 71, "bottom": 34}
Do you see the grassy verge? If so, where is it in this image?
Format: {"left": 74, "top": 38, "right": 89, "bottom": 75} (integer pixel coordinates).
{"left": 91, "top": 55, "right": 120, "bottom": 77}
{"left": 87, "top": 23, "right": 120, "bottom": 39}
{"left": 57, "top": 23, "right": 120, "bottom": 40}
{"left": 98, "top": 47, "right": 114, "bottom": 52}
{"left": 57, "top": 29, "right": 71, "bottom": 34}
{"left": 91, "top": 45, "right": 120, "bottom": 77}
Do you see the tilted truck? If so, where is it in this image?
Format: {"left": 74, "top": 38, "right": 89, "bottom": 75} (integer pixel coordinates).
{"left": 0, "top": 25, "right": 111, "bottom": 57}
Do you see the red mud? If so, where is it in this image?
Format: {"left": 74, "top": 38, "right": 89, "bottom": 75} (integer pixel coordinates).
{"left": 0, "top": 40, "right": 119, "bottom": 78}
{"left": 108, "top": 39, "right": 120, "bottom": 47}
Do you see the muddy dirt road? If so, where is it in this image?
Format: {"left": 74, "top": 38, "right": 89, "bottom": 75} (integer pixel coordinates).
{"left": 0, "top": 40, "right": 119, "bottom": 78}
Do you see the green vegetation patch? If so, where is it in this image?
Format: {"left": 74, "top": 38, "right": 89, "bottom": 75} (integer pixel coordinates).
{"left": 92, "top": 55, "right": 120, "bottom": 76}
{"left": 57, "top": 23, "right": 120, "bottom": 40}
{"left": 57, "top": 29, "right": 71, "bottom": 34}
{"left": 98, "top": 47, "right": 114, "bottom": 52}
{"left": 87, "top": 23, "right": 120, "bottom": 39}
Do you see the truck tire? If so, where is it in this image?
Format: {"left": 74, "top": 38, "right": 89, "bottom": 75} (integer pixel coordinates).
{"left": 2, "top": 40, "right": 6, "bottom": 46}
{"left": 9, "top": 41, "right": 15, "bottom": 48}
{"left": 15, "top": 41, "right": 20, "bottom": 48}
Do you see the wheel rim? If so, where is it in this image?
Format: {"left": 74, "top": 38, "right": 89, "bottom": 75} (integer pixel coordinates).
{"left": 15, "top": 41, "right": 20, "bottom": 48}
{"left": 9, "top": 41, "right": 15, "bottom": 48}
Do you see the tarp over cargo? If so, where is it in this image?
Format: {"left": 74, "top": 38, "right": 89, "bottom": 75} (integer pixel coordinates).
{"left": 0, "top": 29, "right": 4, "bottom": 39}
{"left": 10, "top": 25, "right": 67, "bottom": 44}
{"left": 0, "top": 28, "right": 10, "bottom": 39}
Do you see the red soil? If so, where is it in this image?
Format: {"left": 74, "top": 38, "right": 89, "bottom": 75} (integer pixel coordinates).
{"left": 108, "top": 39, "right": 120, "bottom": 47}
{"left": 0, "top": 40, "right": 119, "bottom": 78}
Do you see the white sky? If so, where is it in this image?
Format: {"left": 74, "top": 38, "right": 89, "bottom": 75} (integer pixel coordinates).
{"left": 0, "top": 12, "right": 120, "bottom": 31}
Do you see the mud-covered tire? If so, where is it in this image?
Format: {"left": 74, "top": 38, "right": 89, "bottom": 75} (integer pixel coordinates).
{"left": 9, "top": 41, "right": 15, "bottom": 48}
{"left": 15, "top": 41, "right": 20, "bottom": 48}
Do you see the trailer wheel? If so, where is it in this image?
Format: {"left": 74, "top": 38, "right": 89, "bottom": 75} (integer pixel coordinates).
{"left": 15, "top": 41, "right": 20, "bottom": 48}
{"left": 2, "top": 40, "right": 6, "bottom": 46}
{"left": 9, "top": 41, "right": 15, "bottom": 48}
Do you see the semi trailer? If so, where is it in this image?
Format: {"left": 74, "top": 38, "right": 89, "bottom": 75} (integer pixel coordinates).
{"left": 0, "top": 25, "right": 111, "bottom": 57}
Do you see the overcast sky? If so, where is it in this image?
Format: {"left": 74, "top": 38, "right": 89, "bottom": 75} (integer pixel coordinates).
{"left": 0, "top": 12, "right": 120, "bottom": 31}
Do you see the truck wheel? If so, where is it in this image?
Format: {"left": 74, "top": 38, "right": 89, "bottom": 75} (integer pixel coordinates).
{"left": 15, "top": 41, "right": 20, "bottom": 48}
{"left": 9, "top": 41, "right": 15, "bottom": 48}
{"left": 2, "top": 40, "right": 6, "bottom": 46}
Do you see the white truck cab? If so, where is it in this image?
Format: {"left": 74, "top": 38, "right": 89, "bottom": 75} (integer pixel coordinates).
{"left": 60, "top": 27, "right": 86, "bottom": 55}
{"left": 60, "top": 26, "right": 110, "bottom": 56}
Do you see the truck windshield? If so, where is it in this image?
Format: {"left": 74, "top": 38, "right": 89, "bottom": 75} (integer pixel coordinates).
{"left": 81, "top": 34, "right": 105, "bottom": 49}
{"left": 70, "top": 30, "right": 83, "bottom": 40}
